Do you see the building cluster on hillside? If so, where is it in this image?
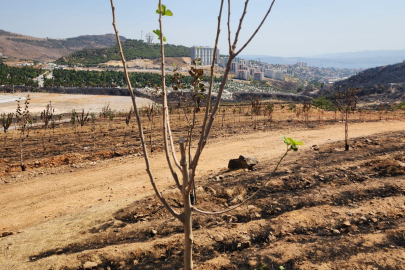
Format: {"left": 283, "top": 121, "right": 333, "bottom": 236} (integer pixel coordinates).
{"left": 191, "top": 47, "right": 285, "bottom": 82}
{"left": 225, "top": 58, "right": 284, "bottom": 81}
{"left": 189, "top": 45, "right": 357, "bottom": 84}
{"left": 285, "top": 62, "right": 358, "bottom": 84}
{"left": 190, "top": 46, "right": 284, "bottom": 82}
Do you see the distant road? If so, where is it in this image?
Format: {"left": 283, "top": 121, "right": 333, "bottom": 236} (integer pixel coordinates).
{"left": 33, "top": 72, "right": 53, "bottom": 88}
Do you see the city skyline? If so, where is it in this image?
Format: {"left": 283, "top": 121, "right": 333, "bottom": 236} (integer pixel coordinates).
{"left": 1, "top": 0, "right": 404, "bottom": 57}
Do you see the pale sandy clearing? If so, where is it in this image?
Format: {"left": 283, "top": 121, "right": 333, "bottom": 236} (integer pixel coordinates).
{"left": 0, "top": 93, "right": 152, "bottom": 114}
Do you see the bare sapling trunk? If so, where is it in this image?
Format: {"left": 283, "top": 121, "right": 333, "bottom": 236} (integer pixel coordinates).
{"left": 110, "top": 1, "right": 279, "bottom": 269}
{"left": 345, "top": 111, "right": 349, "bottom": 151}
{"left": 336, "top": 88, "right": 358, "bottom": 151}
{"left": 180, "top": 138, "right": 193, "bottom": 269}
{"left": 16, "top": 95, "right": 31, "bottom": 171}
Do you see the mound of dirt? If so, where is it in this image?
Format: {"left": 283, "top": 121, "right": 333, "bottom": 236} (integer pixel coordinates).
{"left": 365, "top": 157, "right": 405, "bottom": 176}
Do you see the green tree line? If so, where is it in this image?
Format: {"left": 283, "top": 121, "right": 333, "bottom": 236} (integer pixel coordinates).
{"left": 55, "top": 39, "right": 190, "bottom": 66}
{"left": 0, "top": 61, "right": 41, "bottom": 86}
{"left": 44, "top": 69, "right": 222, "bottom": 88}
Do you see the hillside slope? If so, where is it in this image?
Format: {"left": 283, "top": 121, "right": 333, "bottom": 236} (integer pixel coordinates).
{"left": 55, "top": 39, "right": 190, "bottom": 66}
{"left": 336, "top": 61, "right": 405, "bottom": 88}
{"left": 0, "top": 30, "right": 126, "bottom": 62}
{"left": 331, "top": 62, "right": 405, "bottom": 103}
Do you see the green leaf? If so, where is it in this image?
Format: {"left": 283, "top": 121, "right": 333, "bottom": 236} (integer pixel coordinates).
{"left": 199, "top": 93, "right": 206, "bottom": 99}
{"left": 156, "top": 4, "right": 167, "bottom": 14}
{"left": 156, "top": 4, "right": 172, "bottom": 16}
{"left": 152, "top": 29, "right": 167, "bottom": 42}
{"left": 279, "top": 266, "right": 285, "bottom": 270}
{"left": 281, "top": 135, "right": 304, "bottom": 150}
{"left": 281, "top": 135, "right": 290, "bottom": 146}
{"left": 293, "top": 140, "right": 304, "bottom": 145}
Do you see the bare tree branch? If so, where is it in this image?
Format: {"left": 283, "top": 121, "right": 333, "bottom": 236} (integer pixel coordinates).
{"left": 190, "top": 1, "right": 277, "bottom": 183}
{"left": 157, "top": 0, "right": 182, "bottom": 190}
{"left": 110, "top": 0, "right": 181, "bottom": 220}
{"left": 227, "top": 0, "right": 232, "bottom": 54}
{"left": 188, "top": 0, "right": 225, "bottom": 193}
{"left": 234, "top": 0, "right": 276, "bottom": 57}
{"left": 167, "top": 117, "right": 182, "bottom": 170}
{"left": 231, "top": 0, "right": 249, "bottom": 53}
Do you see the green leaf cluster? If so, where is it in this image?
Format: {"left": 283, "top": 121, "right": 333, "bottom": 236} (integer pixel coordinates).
{"left": 152, "top": 29, "right": 167, "bottom": 42}
{"left": 153, "top": 4, "right": 172, "bottom": 42}
{"left": 281, "top": 135, "right": 304, "bottom": 151}
{"left": 156, "top": 4, "right": 173, "bottom": 16}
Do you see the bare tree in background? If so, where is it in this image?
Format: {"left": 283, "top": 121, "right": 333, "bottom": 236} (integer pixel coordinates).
{"left": 109, "top": 1, "right": 279, "bottom": 269}
{"left": 336, "top": 87, "right": 358, "bottom": 151}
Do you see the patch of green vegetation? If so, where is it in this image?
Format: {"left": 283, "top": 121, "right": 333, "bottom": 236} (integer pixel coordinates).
{"left": 55, "top": 39, "right": 190, "bottom": 66}
{"left": 0, "top": 62, "right": 41, "bottom": 86}
{"left": 312, "top": 96, "right": 336, "bottom": 111}
{"left": 394, "top": 102, "right": 405, "bottom": 111}
{"left": 43, "top": 69, "right": 222, "bottom": 88}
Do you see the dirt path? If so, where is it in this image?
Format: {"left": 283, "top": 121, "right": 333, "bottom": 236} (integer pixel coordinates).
{"left": 0, "top": 121, "right": 404, "bottom": 269}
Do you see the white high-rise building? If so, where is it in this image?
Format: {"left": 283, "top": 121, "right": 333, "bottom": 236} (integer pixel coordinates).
{"left": 219, "top": 56, "right": 229, "bottom": 68}
{"left": 264, "top": 69, "right": 274, "bottom": 78}
{"left": 230, "top": 62, "right": 237, "bottom": 72}
{"left": 236, "top": 70, "right": 249, "bottom": 80}
{"left": 264, "top": 69, "right": 283, "bottom": 80}
{"left": 273, "top": 70, "right": 283, "bottom": 80}
{"left": 190, "top": 46, "right": 219, "bottom": 66}
{"left": 253, "top": 72, "right": 264, "bottom": 81}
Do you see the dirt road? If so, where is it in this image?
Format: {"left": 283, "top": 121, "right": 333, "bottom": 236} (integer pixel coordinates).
{"left": 0, "top": 121, "right": 404, "bottom": 269}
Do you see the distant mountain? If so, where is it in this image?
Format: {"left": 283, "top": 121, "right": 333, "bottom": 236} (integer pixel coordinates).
{"left": 330, "top": 61, "right": 405, "bottom": 103}
{"left": 241, "top": 50, "right": 405, "bottom": 69}
{"left": 0, "top": 29, "right": 126, "bottom": 62}
{"left": 55, "top": 39, "right": 190, "bottom": 66}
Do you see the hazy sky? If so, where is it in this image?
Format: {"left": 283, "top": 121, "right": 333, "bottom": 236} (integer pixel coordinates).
{"left": 1, "top": 0, "right": 404, "bottom": 57}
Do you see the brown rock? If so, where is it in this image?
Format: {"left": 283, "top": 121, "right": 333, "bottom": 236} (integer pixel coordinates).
{"left": 371, "top": 218, "right": 378, "bottom": 223}
{"left": 342, "top": 220, "right": 351, "bottom": 227}
{"left": 332, "top": 229, "right": 341, "bottom": 235}
{"left": 214, "top": 235, "right": 224, "bottom": 242}
{"left": 228, "top": 155, "right": 258, "bottom": 170}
